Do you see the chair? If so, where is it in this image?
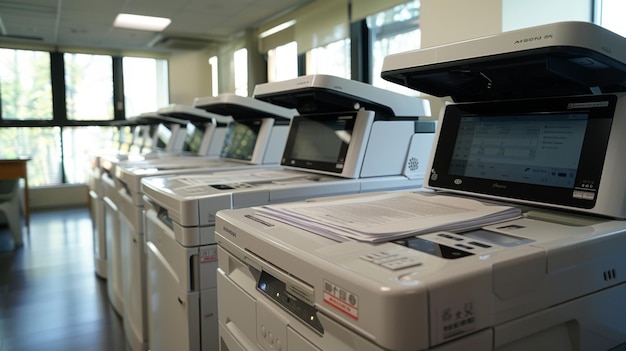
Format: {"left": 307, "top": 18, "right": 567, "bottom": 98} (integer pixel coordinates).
{"left": 0, "top": 179, "right": 23, "bottom": 247}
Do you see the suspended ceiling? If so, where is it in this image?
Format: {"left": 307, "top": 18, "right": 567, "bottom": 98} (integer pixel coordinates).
{"left": 0, "top": 0, "right": 312, "bottom": 53}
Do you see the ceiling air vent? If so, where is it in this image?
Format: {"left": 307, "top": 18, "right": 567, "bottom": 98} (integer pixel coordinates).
{"left": 149, "top": 35, "right": 216, "bottom": 51}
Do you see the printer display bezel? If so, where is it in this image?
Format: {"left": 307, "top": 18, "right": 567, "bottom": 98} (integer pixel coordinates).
{"left": 428, "top": 94, "right": 615, "bottom": 209}
{"left": 281, "top": 111, "right": 359, "bottom": 174}
{"left": 219, "top": 119, "right": 264, "bottom": 161}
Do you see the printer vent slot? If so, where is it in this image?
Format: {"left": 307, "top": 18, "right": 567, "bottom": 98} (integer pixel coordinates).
{"left": 603, "top": 268, "right": 617, "bottom": 282}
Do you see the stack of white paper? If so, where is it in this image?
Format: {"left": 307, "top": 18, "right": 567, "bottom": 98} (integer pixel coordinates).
{"left": 255, "top": 192, "right": 522, "bottom": 242}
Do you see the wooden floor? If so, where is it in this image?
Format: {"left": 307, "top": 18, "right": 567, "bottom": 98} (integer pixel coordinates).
{"left": 0, "top": 207, "right": 129, "bottom": 351}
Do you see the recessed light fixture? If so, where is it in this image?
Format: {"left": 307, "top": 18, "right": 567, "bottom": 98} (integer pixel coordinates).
{"left": 114, "top": 13, "right": 171, "bottom": 31}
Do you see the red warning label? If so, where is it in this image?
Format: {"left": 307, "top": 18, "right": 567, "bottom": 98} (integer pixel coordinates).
{"left": 323, "top": 280, "right": 358, "bottom": 320}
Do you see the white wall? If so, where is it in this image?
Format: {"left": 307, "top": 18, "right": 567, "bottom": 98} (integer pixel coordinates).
{"left": 502, "top": 0, "right": 592, "bottom": 31}
{"left": 31, "top": 184, "right": 88, "bottom": 210}
{"left": 168, "top": 50, "right": 215, "bottom": 105}
{"left": 421, "top": 0, "right": 502, "bottom": 48}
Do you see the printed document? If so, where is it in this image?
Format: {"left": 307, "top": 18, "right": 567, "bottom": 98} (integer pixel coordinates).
{"left": 255, "top": 191, "right": 522, "bottom": 242}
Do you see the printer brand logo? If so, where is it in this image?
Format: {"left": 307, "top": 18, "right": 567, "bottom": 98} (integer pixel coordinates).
{"left": 514, "top": 34, "right": 553, "bottom": 45}
{"left": 492, "top": 183, "right": 507, "bottom": 189}
{"left": 222, "top": 226, "right": 237, "bottom": 238}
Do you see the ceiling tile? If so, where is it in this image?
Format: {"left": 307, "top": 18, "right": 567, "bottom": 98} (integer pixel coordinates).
{"left": 0, "top": 0, "right": 313, "bottom": 52}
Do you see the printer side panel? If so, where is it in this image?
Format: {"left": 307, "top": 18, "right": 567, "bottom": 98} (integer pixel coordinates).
{"left": 359, "top": 120, "right": 414, "bottom": 178}
{"left": 262, "top": 124, "right": 290, "bottom": 164}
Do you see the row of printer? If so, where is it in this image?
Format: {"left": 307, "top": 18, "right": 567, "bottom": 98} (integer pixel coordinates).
{"left": 88, "top": 21, "right": 626, "bottom": 351}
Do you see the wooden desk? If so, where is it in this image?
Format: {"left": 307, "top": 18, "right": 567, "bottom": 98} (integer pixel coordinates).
{"left": 0, "top": 157, "right": 31, "bottom": 227}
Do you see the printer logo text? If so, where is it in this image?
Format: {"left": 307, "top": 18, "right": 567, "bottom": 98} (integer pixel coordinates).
{"left": 514, "top": 34, "right": 553, "bottom": 45}
{"left": 223, "top": 226, "right": 237, "bottom": 238}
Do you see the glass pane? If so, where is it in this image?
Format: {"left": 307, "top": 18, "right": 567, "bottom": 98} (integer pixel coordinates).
{"left": 0, "top": 49, "right": 53, "bottom": 120}
{"left": 268, "top": 41, "right": 298, "bottom": 82}
{"left": 599, "top": 0, "right": 626, "bottom": 36}
{"left": 368, "top": 0, "right": 422, "bottom": 95}
{"left": 64, "top": 53, "right": 114, "bottom": 121}
{"left": 305, "top": 39, "right": 351, "bottom": 79}
{"left": 234, "top": 48, "right": 248, "bottom": 97}
{"left": 63, "top": 126, "right": 116, "bottom": 184}
{"left": 123, "top": 57, "right": 169, "bottom": 117}
{"left": 209, "top": 56, "right": 218, "bottom": 96}
{"left": 0, "top": 127, "right": 62, "bottom": 186}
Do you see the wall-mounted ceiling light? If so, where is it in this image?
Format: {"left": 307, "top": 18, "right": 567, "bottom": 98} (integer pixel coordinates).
{"left": 114, "top": 13, "right": 171, "bottom": 31}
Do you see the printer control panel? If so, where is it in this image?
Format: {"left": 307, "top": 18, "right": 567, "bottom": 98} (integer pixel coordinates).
{"left": 359, "top": 231, "right": 515, "bottom": 271}
{"left": 359, "top": 247, "right": 424, "bottom": 271}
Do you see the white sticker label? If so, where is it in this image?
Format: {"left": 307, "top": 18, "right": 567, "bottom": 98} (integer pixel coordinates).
{"left": 200, "top": 247, "right": 218, "bottom": 263}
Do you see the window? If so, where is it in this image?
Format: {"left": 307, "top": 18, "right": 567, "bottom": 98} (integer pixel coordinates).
{"left": 209, "top": 56, "right": 218, "bottom": 96}
{"left": 64, "top": 53, "right": 114, "bottom": 121}
{"left": 306, "top": 38, "right": 351, "bottom": 79}
{"left": 268, "top": 41, "right": 298, "bottom": 82}
{"left": 123, "top": 57, "right": 169, "bottom": 118}
{"left": 597, "top": 0, "right": 626, "bottom": 36}
{"left": 0, "top": 49, "right": 53, "bottom": 120}
{"left": 0, "top": 127, "right": 62, "bottom": 186}
{"left": 63, "top": 126, "right": 116, "bottom": 184}
{"left": 368, "top": 0, "right": 421, "bottom": 95}
{"left": 234, "top": 48, "right": 248, "bottom": 97}
{"left": 0, "top": 48, "right": 170, "bottom": 187}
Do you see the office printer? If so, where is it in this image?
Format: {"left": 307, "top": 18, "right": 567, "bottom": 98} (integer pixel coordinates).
{"left": 215, "top": 22, "right": 626, "bottom": 351}
{"left": 140, "top": 75, "right": 433, "bottom": 351}
{"left": 112, "top": 95, "right": 294, "bottom": 351}
{"left": 88, "top": 109, "right": 196, "bottom": 279}
{"left": 99, "top": 107, "right": 219, "bottom": 313}
{"left": 116, "top": 94, "right": 294, "bottom": 208}
{"left": 142, "top": 75, "right": 434, "bottom": 247}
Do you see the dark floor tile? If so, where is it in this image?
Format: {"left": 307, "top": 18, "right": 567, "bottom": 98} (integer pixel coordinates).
{"left": 0, "top": 207, "right": 127, "bottom": 351}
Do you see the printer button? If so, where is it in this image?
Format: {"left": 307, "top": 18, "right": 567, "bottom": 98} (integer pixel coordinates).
{"left": 582, "top": 192, "right": 595, "bottom": 200}
{"left": 381, "top": 257, "right": 422, "bottom": 270}
{"left": 361, "top": 251, "right": 397, "bottom": 263}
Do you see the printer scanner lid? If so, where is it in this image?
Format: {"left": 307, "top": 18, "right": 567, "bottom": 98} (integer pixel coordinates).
{"left": 157, "top": 103, "right": 233, "bottom": 125}
{"left": 119, "top": 112, "right": 188, "bottom": 126}
{"left": 253, "top": 74, "right": 430, "bottom": 118}
{"left": 193, "top": 93, "right": 295, "bottom": 123}
{"left": 381, "top": 21, "right": 626, "bottom": 102}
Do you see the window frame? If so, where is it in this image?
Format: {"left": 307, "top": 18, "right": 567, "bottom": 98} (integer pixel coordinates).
{"left": 0, "top": 48, "right": 169, "bottom": 186}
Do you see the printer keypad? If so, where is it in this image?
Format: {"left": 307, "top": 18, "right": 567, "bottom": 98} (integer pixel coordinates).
{"left": 380, "top": 256, "right": 422, "bottom": 270}
{"left": 360, "top": 248, "right": 422, "bottom": 271}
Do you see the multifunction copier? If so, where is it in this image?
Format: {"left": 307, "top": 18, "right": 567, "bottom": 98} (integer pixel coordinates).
{"left": 101, "top": 107, "right": 220, "bottom": 313}
{"left": 89, "top": 110, "right": 195, "bottom": 279}
{"left": 140, "top": 74, "right": 434, "bottom": 351}
{"left": 114, "top": 94, "right": 295, "bottom": 351}
{"left": 215, "top": 22, "right": 626, "bottom": 351}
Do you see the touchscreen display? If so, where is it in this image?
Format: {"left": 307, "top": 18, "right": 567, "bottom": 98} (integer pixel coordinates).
{"left": 290, "top": 118, "right": 351, "bottom": 163}
{"left": 282, "top": 113, "right": 356, "bottom": 173}
{"left": 428, "top": 95, "right": 616, "bottom": 209}
{"left": 183, "top": 123, "right": 206, "bottom": 153}
{"left": 449, "top": 113, "right": 588, "bottom": 188}
{"left": 139, "top": 126, "right": 153, "bottom": 151}
{"left": 119, "top": 126, "right": 135, "bottom": 152}
{"left": 155, "top": 124, "right": 172, "bottom": 149}
{"left": 110, "top": 127, "right": 121, "bottom": 150}
{"left": 220, "top": 121, "right": 261, "bottom": 160}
